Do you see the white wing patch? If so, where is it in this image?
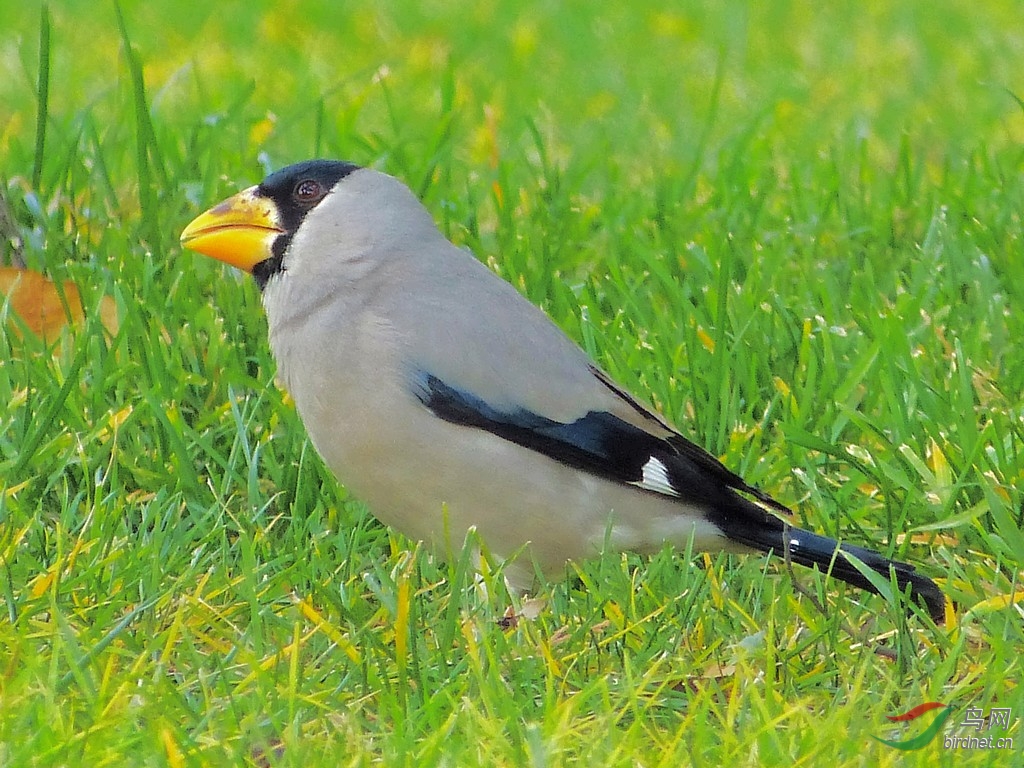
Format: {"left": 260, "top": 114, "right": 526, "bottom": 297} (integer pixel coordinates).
{"left": 629, "top": 457, "right": 679, "bottom": 497}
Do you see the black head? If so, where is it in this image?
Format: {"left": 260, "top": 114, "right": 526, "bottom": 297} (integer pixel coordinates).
{"left": 253, "top": 160, "right": 362, "bottom": 288}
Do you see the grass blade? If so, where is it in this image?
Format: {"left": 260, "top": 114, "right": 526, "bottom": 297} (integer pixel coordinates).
{"left": 31, "top": 3, "right": 51, "bottom": 190}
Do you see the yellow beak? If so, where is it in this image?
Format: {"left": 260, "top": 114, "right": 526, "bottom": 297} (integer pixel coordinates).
{"left": 179, "top": 187, "right": 284, "bottom": 272}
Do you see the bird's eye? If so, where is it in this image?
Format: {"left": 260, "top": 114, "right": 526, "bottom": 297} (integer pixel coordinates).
{"left": 294, "top": 179, "right": 322, "bottom": 203}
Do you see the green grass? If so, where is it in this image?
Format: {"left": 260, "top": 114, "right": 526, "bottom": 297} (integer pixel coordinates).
{"left": 2, "top": 1, "right": 1023, "bottom": 765}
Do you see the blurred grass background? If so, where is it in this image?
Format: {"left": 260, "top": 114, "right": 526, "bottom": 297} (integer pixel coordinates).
{"left": 1, "top": 1, "right": 1022, "bottom": 765}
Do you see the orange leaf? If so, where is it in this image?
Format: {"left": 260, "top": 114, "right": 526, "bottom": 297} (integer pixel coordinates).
{"left": 0, "top": 266, "right": 118, "bottom": 341}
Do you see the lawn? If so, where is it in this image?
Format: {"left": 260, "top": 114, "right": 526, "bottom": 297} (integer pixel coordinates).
{"left": 1, "top": 1, "right": 1022, "bottom": 765}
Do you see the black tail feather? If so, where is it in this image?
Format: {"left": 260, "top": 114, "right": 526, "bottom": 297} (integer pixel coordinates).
{"left": 717, "top": 504, "right": 945, "bottom": 622}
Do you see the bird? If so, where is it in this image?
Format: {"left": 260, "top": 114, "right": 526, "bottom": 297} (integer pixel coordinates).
{"left": 180, "top": 159, "right": 945, "bottom": 622}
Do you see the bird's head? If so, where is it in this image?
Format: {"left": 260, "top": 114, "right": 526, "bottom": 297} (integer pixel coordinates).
{"left": 180, "top": 159, "right": 360, "bottom": 289}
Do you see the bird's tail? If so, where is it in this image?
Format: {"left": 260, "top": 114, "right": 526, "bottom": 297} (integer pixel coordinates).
{"left": 719, "top": 507, "right": 945, "bottom": 622}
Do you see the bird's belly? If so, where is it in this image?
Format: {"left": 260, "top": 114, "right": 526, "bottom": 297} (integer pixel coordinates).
{"left": 296, "top": 379, "right": 726, "bottom": 588}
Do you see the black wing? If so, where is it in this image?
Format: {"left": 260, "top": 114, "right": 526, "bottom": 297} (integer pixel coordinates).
{"left": 408, "top": 367, "right": 945, "bottom": 621}
{"left": 410, "top": 368, "right": 769, "bottom": 512}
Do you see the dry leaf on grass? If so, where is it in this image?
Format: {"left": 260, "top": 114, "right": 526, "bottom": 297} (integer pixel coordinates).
{"left": 0, "top": 265, "right": 118, "bottom": 342}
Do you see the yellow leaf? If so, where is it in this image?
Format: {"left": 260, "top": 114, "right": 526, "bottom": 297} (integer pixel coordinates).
{"left": 603, "top": 600, "right": 625, "bottom": 629}
{"left": 30, "top": 571, "right": 55, "bottom": 599}
{"left": 697, "top": 326, "right": 715, "bottom": 353}
{"left": 967, "top": 590, "right": 1024, "bottom": 617}
{"left": 943, "top": 595, "right": 958, "bottom": 630}
{"left": 4, "top": 479, "right": 31, "bottom": 497}
{"left": 927, "top": 438, "right": 951, "bottom": 486}
{"left": 395, "top": 573, "right": 410, "bottom": 672}
{"left": 894, "top": 531, "right": 959, "bottom": 547}
{"left": 703, "top": 553, "right": 725, "bottom": 611}
{"left": 160, "top": 726, "right": 184, "bottom": 768}
{"left": 296, "top": 596, "right": 361, "bottom": 663}
{"left": 248, "top": 114, "right": 277, "bottom": 148}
